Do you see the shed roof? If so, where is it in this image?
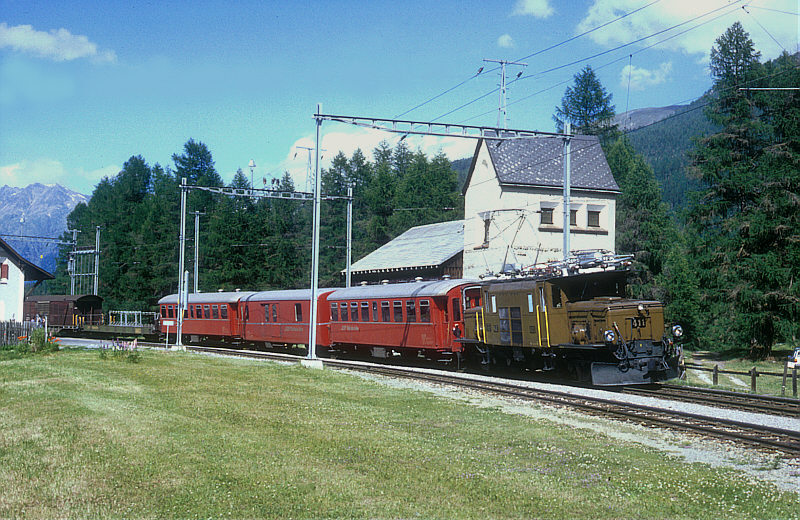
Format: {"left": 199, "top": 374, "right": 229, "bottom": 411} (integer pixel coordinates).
{"left": 348, "top": 220, "right": 464, "bottom": 274}
{"left": 464, "top": 135, "right": 619, "bottom": 194}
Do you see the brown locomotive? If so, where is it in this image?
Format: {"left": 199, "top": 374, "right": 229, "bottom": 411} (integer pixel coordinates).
{"left": 462, "top": 258, "right": 684, "bottom": 385}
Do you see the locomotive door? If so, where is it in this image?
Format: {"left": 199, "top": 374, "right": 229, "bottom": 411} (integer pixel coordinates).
{"left": 536, "top": 285, "right": 551, "bottom": 348}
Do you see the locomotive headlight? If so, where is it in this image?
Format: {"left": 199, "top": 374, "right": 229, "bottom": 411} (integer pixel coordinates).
{"left": 672, "top": 324, "right": 684, "bottom": 338}
{"left": 604, "top": 329, "right": 616, "bottom": 343}
{"left": 637, "top": 303, "right": 645, "bottom": 314}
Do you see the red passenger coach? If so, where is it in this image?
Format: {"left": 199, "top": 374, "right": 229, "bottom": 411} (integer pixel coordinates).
{"left": 158, "top": 291, "right": 255, "bottom": 342}
{"left": 241, "top": 289, "right": 336, "bottom": 348}
{"left": 326, "top": 279, "right": 481, "bottom": 363}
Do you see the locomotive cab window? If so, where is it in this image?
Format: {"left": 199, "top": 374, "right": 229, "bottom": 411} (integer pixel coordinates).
{"left": 330, "top": 303, "right": 338, "bottom": 322}
{"left": 381, "top": 302, "right": 390, "bottom": 322}
{"left": 406, "top": 300, "right": 416, "bottom": 322}
{"left": 420, "top": 300, "right": 431, "bottom": 323}
{"left": 295, "top": 303, "right": 303, "bottom": 322}
{"left": 551, "top": 286, "right": 562, "bottom": 308}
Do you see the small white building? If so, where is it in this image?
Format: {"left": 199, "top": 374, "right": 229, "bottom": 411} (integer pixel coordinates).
{"left": 0, "top": 237, "right": 54, "bottom": 321}
{"left": 462, "top": 135, "right": 619, "bottom": 278}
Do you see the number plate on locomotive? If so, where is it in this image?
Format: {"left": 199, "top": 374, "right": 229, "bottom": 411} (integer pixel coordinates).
{"left": 630, "top": 316, "right": 647, "bottom": 329}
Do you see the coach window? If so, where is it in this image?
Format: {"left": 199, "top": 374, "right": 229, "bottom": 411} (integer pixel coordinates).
{"left": 372, "top": 301, "right": 378, "bottom": 321}
{"left": 419, "top": 300, "right": 431, "bottom": 323}
{"left": 160, "top": 306, "right": 166, "bottom": 318}
{"left": 295, "top": 303, "right": 303, "bottom": 322}
{"left": 221, "top": 305, "right": 228, "bottom": 319}
{"left": 196, "top": 305, "right": 202, "bottom": 318}
{"left": 243, "top": 305, "right": 249, "bottom": 321}
{"left": 393, "top": 301, "right": 403, "bottom": 322}
{"left": 212, "top": 305, "right": 219, "bottom": 319}
{"left": 350, "top": 302, "right": 358, "bottom": 321}
{"left": 272, "top": 304, "right": 278, "bottom": 322}
{"left": 204, "top": 305, "right": 210, "bottom": 319}
{"left": 189, "top": 306, "right": 194, "bottom": 319}
{"left": 361, "top": 302, "right": 369, "bottom": 321}
{"left": 264, "top": 304, "right": 270, "bottom": 322}
{"left": 406, "top": 300, "right": 416, "bottom": 322}
{"left": 167, "top": 306, "right": 174, "bottom": 318}
{"left": 381, "top": 301, "right": 390, "bottom": 322}
{"left": 330, "top": 303, "right": 338, "bottom": 322}
{"left": 340, "top": 303, "right": 348, "bottom": 321}
{"left": 452, "top": 298, "right": 461, "bottom": 321}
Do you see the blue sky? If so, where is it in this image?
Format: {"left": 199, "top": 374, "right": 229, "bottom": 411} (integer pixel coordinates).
{"left": 1, "top": 0, "right": 797, "bottom": 195}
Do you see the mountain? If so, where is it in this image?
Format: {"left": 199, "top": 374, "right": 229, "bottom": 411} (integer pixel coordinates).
{"left": 613, "top": 105, "right": 688, "bottom": 131}
{"left": 0, "top": 183, "right": 89, "bottom": 273}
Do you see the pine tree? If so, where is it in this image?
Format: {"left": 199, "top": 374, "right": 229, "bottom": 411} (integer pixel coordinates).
{"left": 687, "top": 24, "right": 799, "bottom": 356}
{"left": 553, "top": 65, "right": 617, "bottom": 141}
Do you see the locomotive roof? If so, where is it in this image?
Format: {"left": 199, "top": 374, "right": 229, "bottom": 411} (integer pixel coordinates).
{"left": 328, "top": 279, "right": 476, "bottom": 301}
{"left": 243, "top": 288, "right": 339, "bottom": 302}
{"left": 158, "top": 291, "right": 257, "bottom": 305}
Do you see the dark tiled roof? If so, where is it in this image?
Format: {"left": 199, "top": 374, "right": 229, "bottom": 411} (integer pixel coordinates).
{"left": 348, "top": 220, "right": 464, "bottom": 273}
{"left": 0, "top": 237, "right": 54, "bottom": 281}
{"left": 485, "top": 135, "right": 619, "bottom": 192}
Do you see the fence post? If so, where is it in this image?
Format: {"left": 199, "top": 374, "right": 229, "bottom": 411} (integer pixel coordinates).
{"left": 713, "top": 364, "right": 719, "bottom": 386}
{"left": 783, "top": 362, "right": 788, "bottom": 397}
{"left": 793, "top": 366, "right": 798, "bottom": 398}
{"left": 750, "top": 367, "right": 757, "bottom": 393}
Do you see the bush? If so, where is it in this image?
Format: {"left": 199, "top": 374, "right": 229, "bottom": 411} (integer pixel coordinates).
{"left": 99, "top": 341, "right": 142, "bottom": 363}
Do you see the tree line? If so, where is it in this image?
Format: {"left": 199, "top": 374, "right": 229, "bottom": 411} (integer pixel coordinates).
{"left": 48, "top": 140, "right": 462, "bottom": 310}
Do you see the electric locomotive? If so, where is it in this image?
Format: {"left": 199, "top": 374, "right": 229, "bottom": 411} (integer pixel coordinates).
{"left": 462, "top": 254, "right": 684, "bottom": 385}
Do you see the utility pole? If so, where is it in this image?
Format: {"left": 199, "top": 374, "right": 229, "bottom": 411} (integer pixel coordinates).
{"left": 93, "top": 226, "right": 100, "bottom": 295}
{"left": 296, "top": 145, "right": 326, "bottom": 193}
{"left": 192, "top": 211, "right": 204, "bottom": 293}
{"left": 346, "top": 184, "right": 353, "bottom": 288}
{"left": 67, "top": 229, "right": 79, "bottom": 295}
{"left": 176, "top": 178, "right": 187, "bottom": 349}
{"left": 483, "top": 59, "right": 527, "bottom": 129}
{"left": 248, "top": 159, "right": 256, "bottom": 191}
{"left": 307, "top": 104, "right": 323, "bottom": 362}
{"left": 562, "top": 122, "right": 572, "bottom": 264}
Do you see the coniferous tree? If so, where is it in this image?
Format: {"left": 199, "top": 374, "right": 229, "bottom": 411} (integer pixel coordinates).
{"left": 687, "top": 24, "right": 799, "bottom": 356}
{"left": 553, "top": 65, "right": 617, "bottom": 141}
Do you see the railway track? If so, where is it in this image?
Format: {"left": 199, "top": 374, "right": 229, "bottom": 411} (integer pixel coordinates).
{"left": 622, "top": 383, "right": 800, "bottom": 418}
{"left": 185, "top": 345, "right": 800, "bottom": 457}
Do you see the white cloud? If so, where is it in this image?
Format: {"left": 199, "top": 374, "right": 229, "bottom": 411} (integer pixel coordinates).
{"left": 620, "top": 62, "right": 672, "bottom": 91}
{"left": 0, "top": 159, "right": 118, "bottom": 194}
{"left": 497, "top": 34, "right": 515, "bottom": 48}
{"left": 0, "top": 23, "right": 116, "bottom": 63}
{"left": 512, "top": 0, "right": 554, "bottom": 18}
{"left": 576, "top": 0, "right": 797, "bottom": 60}
{"left": 260, "top": 127, "right": 477, "bottom": 191}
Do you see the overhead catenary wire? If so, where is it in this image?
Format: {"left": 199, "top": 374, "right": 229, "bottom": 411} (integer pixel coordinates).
{"left": 393, "top": 0, "right": 664, "bottom": 121}
{"left": 434, "top": 0, "right": 746, "bottom": 124}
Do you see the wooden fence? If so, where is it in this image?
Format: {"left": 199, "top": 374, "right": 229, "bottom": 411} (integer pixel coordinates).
{"left": 686, "top": 362, "right": 798, "bottom": 397}
{"left": 0, "top": 320, "right": 41, "bottom": 347}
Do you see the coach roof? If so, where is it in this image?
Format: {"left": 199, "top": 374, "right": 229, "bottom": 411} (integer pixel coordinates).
{"left": 243, "top": 288, "right": 339, "bottom": 302}
{"left": 328, "top": 279, "right": 476, "bottom": 301}
{"left": 158, "top": 291, "right": 257, "bottom": 305}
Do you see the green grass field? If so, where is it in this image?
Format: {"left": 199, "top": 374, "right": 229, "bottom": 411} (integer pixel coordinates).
{"left": 1, "top": 348, "right": 797, "bottom": 519}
